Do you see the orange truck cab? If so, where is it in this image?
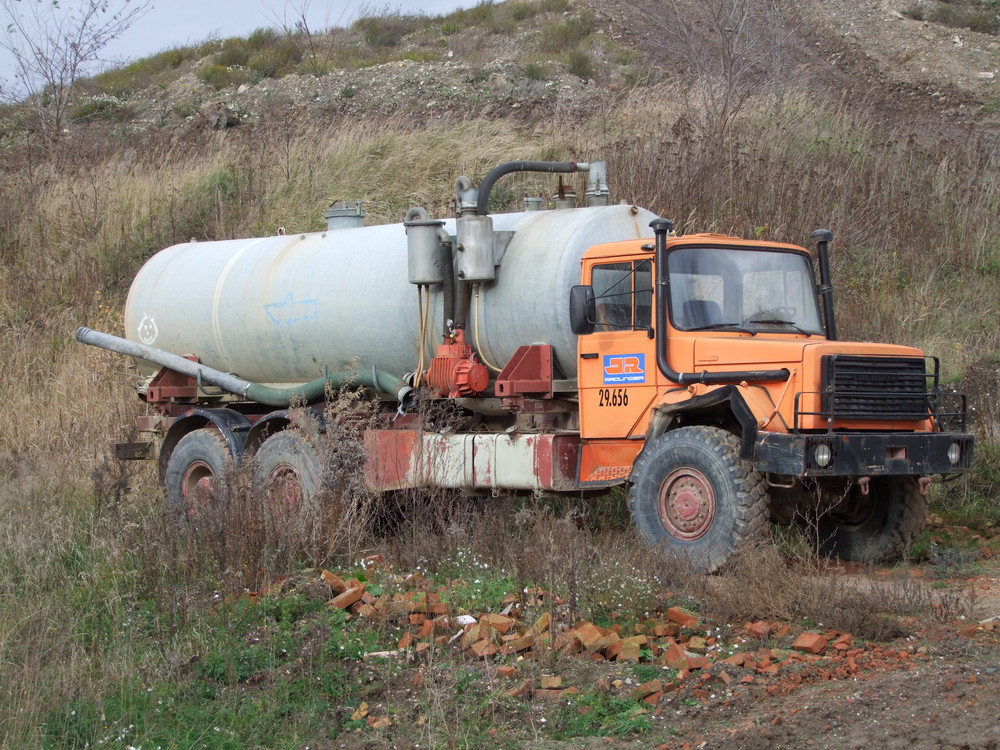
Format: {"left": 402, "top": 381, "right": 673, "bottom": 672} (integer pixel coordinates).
{"left": 570, "top": 219, "right": 971, "bottom": 571}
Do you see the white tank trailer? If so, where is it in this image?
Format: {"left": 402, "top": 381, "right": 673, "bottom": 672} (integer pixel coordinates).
{"left": 122, "top": 161, "right": 655, "bottom": 388}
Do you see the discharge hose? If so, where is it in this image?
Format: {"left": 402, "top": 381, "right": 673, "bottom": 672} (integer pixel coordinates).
{"left": 75, "top": 327, "right": 413, "bottom": 408}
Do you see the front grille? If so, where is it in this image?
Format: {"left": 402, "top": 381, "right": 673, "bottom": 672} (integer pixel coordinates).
{"left": 822, "top": 355, "right": 933, "bottom": 421}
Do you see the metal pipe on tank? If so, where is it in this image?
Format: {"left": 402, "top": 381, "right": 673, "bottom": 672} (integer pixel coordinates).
{"left": 75, "top": 327, "right": 413, "bottom": 408}
{"left": 475, "top": 161, "right": 584, "bottom": 216}
{"left": 439, "top": 232, "right": 456, "bottom": 335}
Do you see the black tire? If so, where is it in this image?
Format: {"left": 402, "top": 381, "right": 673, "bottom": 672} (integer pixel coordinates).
{"left": 164, "top": 428, "right": 231, "bottom": 518}
{"left": 629, "top": 426, "right": 768, "bottom": 573}
{"left": 254, "top": 430, "right": 323, "bottom": 510}
{"left": 815, "top": 477, "right": 927, "bottom": 563}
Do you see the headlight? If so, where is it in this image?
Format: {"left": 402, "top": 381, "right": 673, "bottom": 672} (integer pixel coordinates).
{"left": 813, "top": 443, "right": 833, "bottom": 468}
{"left": 948, "top": 441, "right": 962, "bottom": 466}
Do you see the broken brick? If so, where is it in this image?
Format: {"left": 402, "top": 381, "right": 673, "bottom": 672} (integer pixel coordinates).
{"left": 496, "top": 666, "right": 519, "bottom": 679}
{"left": 686, "top": 635, "right": 708, "bottom": 654}
{"left": 540, "top": 675, "right": 562, "bottom": 689}
{"left": 321, "top": 570, "right": 347, "bottom": 594}
{"left": 589, "top": 631, "right": 621, "bottom": 656}
{"left": 792, "top": 633, "right": 829, "bottom": 655}
{"left": 643, "top": 691, "right": 665, "bottom": 707}
{"left": 331, "top": 586, "right": 365, "bottom": 610}
{"left": 470, "top": 639, "right": 499, "bottom": 659}
{"left": 662, "top": 642, "right": 688, "bottom": 670}
{"left": 528, "top": 612, "right": 552, "bottom": 636}
{"left": 633, "top": 680, "right": 663, "bottom": 699}
{"left": 499, "top": 635, "right": 535, "bottom": 655}
{"left": 616, "top": 635, "right": 646, "bottom": 663}
{"left": 666, "top": 607, "right": 699, "bottom": 629}
{"left": 574, "top": 622, "right": 605, "bottom": 649}
{"left": 653, "top": 622, "right": 681, "bottom": 638}
{"left": 480, "top": 614, "right": 516, "bottom": 635}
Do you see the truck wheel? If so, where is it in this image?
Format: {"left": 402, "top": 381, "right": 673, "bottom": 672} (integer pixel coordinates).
{"left": 629, "top": 426, "right": 768, "bottom": 573}
{"left": 164, "top": 428, "right": 231, "bottom": 518}
{"left": 254, "top": 430, "right": 322, "bottom": 510}
{"left": 816, "top": 477, "right": 927, "bottom": 563}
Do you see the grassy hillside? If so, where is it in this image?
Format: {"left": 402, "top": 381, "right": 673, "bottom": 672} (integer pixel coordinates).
{"left": 1, "top": 0, "right": 999, "bottom": 746}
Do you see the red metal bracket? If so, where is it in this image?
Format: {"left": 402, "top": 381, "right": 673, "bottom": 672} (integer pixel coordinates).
{"left": 145, "top": 358, "right": 199, "bottom": 404}
{"left": 495, "top": 344, "right": 554, "bottom": 399}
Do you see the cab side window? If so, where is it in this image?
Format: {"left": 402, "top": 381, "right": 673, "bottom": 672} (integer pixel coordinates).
{"left": 591, "top": 260, "right": 653, "bottom": 331}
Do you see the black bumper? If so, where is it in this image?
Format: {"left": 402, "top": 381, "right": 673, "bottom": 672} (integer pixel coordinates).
{"left": 752, "top": 431, "right": 974, "bottom": 477}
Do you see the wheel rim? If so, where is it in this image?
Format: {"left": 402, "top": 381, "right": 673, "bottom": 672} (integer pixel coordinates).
{"left": 266, "top": 463, "right": 304, "bottom": 508}
{"left": 657, "top": 467, "right": 716, "bottom": 541}
{"left": 181, "top": 460, "right": 217, "bottom": 515}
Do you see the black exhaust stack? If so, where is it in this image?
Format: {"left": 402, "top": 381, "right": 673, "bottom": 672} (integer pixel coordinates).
{"left": 811, "top": 229, "right": 837, "bottom": 341}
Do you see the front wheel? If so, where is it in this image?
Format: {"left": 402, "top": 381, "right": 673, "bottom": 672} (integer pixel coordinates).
{"left": 629, "top": 426, "right": 769, "bottom": 573}
{"left": 815, "top": 477, "right": 927, "bottom": 563}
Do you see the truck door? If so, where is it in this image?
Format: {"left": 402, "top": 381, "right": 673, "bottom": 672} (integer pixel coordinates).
{"left": 578, "top": 258, "right": 659, "bottom": 439}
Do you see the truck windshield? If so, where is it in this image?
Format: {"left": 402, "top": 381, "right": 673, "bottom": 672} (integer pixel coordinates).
{"left": 667, "top": 247, "right": 824, "bottom": 334}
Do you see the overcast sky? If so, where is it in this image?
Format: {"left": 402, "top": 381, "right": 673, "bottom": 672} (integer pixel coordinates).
{"left": 0, "top": 0, "right": 471, "bottom": 91}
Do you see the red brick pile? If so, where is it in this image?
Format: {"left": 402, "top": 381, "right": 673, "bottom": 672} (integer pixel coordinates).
{"left": 304, "top": 565, "right": 930, "bottom": 705}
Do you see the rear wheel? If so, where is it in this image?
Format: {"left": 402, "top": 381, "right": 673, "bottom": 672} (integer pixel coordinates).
{"left": 629, "top": 426, "right": 768, "bottom": 573}
{"left": 254, "top": 430, "right": 322, "bottom": 510}
{"left": 164, "top": 428, "right": 231, "bottom": 519}
{"left": 816, "top": 477, "right": 927, "bottom": 562}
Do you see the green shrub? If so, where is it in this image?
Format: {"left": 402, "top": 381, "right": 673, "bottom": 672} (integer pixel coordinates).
{"left": 246, "top": 38, "right": 304, "bottom": 80}
{"left": 904, "top": 0, "right": 1000, "bottom": 34}
{"left": 71, "top": 96, "right": 133, "bottom": 123}
{"left": 439, "top": 1, "right": 496, "bottom": 34}
{"left": 197, "top": 63, "right": 249, "bottom": 90}
{"left": 508, "top": 1, "right": 539, "bottom": 22}
{"left": 352, "top": 13, "right": 421, "bottom": 49}
{"left": 523, "top": 61, "right": 548, "bottom": 80}
{"left": 90, "top": 47, "right": 193, "bottom": 96}
{"left": 566, "top": 47, "right": 596, "bottom": 80}
{"left": 215, "top": 38, "right": 251, "bottom": 67}
{"left": 247, "top": 26, "right": 280, "bottom": 49}
{"left": 539, "top": 10, "right": 596, "bottom": 53}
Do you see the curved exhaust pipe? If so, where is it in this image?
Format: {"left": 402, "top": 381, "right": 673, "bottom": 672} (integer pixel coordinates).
{"left": 650, "top": 220, "right": 791, "bottom": 386}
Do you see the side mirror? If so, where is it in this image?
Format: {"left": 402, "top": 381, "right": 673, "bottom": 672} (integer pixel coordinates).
{"left": 569, "top": 285, "right": 596, "bottom": 335}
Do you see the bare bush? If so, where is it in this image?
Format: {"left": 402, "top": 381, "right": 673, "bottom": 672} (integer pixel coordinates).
{"left": 638, "top": 0, "right": 799, "bottom": 143}
{"left": 0, "top": 0, "right": 151, "bottom": 141}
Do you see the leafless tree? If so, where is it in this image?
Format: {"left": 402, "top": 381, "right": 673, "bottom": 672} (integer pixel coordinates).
{"left": 267, "top": 0, "right": 344, "bottom": 77}
{"left": 641, "top": 0, "right": 797, "bottom": 143}
{"left": 0, "top": 0, "right": 152, "bottom": 141}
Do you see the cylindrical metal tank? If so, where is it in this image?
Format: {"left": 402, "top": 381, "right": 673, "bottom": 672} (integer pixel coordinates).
{"left": 124, "top": 204, "right": 657, "bottom": 385}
